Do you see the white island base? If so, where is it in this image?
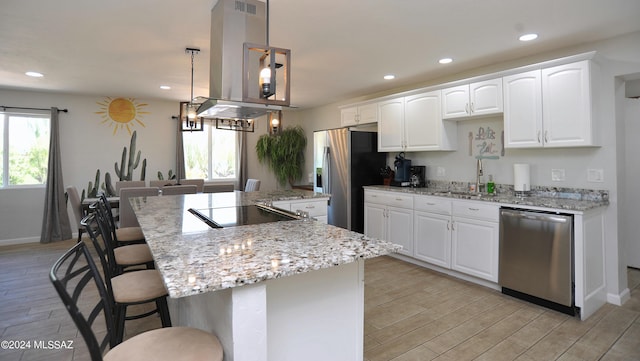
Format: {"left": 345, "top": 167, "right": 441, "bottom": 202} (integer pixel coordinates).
{"left": 167, "top": 260, "right": 364, "bottom": 361}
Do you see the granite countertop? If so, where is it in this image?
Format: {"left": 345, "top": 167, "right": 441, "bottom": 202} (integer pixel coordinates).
{"left": 131, "top": 190, "right": 400, "bottom": 298}
{"left": 364, "top": 185, "right": 609, "bottom": 212}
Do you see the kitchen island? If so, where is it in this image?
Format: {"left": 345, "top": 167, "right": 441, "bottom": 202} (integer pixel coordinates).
{"left": 131, "top": 190, "right": 400, "bottom": 361}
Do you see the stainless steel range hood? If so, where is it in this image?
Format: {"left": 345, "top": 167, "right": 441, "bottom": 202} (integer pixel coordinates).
{"left": 197, "top": 0, "right": 288, "bottom": 120}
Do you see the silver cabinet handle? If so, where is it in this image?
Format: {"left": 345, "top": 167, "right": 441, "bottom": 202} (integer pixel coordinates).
{"left": 426, "top": 202, "right": 436, "bottom": 206}
{"left": 470, "top": 102, "right": 474, "bottom": 113}
{"left": 305, "top": 205, "right": 315, "bottom": 209}
{"left": 468, "top": 207, "right": 479, "bottom": 211}
{"left": 451, "top": 221, "right": 455, "bottom": 231}
{"left": 447, "top": 220, "right": 450, "bottom": 230}
{"left": 395, "top": 198, "right": 403, "bottom": 201}
{"left": 537, "top": 130, "right": 541, "bottom": 143}
{"left": 465, "top": 103, "right": 469, "bottom": 114}
{"left": 544, "top": 130, "right": 549, "bottom": 143}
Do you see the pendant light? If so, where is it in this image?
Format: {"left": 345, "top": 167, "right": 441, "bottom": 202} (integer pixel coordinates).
{"left": 180, "top": 47, "right": 204, "bottom": 132}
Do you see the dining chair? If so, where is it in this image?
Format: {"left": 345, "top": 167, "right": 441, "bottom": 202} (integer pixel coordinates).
{"left": 203, "top": 183, "right": 235, "bottom": 193}
{"left": 93, "top": 201, "right": 155, "bottom": 274}
{"left": 161, "top": 184, "right": 197, "bottom": 195}
{"left": 82, "top": 212, "right": 171, "bottom": 345}
{"left": 179, "top": 178, "right": 205, "bottom": 192}
{"left": 244, "top": 178, "right": 261, "bottom": 192}
{"left": 66, "top": 185, "right": 85, "bottom": 242}
{"left": 50, "top": 241, "right": 224, "bottom": 361}
{"left": 115, "top": 180, "right": 146, "bottom": 196}
{"left": 119, "top": 187, "right": 159, "bottom": 228}
{"left": 149, "top": 180, "right": 176, "bottom": 188}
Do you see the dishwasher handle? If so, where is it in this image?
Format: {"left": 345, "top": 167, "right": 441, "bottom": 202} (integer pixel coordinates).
{"left": 500, "top": 208, "right": 571, "bottom": 224}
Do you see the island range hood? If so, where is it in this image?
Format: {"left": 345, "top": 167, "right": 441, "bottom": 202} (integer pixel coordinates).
{"left": 197, "top": 0, "right": 290, "bottom": 120}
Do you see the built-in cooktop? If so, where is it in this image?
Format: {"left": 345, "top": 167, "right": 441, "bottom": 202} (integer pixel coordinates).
{"left": 188, "top": 204, "right": 299, "bottom": 228}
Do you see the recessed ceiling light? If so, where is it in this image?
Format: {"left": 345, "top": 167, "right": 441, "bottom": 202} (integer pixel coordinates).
{"left": 160, "top": 85, "right": 171, "bottom": 90}
{"left": 519, "top": 33, "right": 538, "bottom": 42}
{"left": 25, "top": 71, "right": 43, "bottom": 77}
{"left": 383, "top": 74, "right": 395, "bottom": 80}
{"left": 439, "top": 58, "right": 453, "bottom": 64}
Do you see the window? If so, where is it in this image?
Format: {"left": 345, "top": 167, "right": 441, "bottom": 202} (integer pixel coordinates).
{"left": 1, "top": 111, "right": 50, "bottom": 187}
{"left": 182, "top": 120, "right": 238, "bottom": 180}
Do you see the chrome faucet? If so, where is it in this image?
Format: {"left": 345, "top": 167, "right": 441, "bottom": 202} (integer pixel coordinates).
{"left": 475, "top": 159, "right": 483, "bottom": 193}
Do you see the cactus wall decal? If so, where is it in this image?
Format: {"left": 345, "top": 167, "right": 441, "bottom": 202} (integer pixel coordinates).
{"left": 82, "top": 130, "right": 147, "bottom": 201}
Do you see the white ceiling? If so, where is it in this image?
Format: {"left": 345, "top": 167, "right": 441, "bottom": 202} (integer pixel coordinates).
{"left": 2, "top": 0, "right": 640, "bottom": 110}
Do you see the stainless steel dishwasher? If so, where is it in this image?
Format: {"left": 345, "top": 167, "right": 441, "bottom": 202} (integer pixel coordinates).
{"left": 499, "top": 207, "right": 576, "bottom": 316}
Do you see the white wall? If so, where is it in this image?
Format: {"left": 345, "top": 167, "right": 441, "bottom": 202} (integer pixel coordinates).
{"left": 0, "top": 90, "right": 177, "bottom": 244}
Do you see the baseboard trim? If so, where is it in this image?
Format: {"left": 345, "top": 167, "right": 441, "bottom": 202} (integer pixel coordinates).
{"left": 0, "top": 236, "right": 40, "bottom": 247}
{"left": 607, "top": 288, "right": 631, "bottom": 306}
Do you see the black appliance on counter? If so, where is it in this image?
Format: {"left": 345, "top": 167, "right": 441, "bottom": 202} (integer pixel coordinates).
{"left": 392, "top": 152, "right": 411, "bottom": 186}
{"left": 409, "top": 165, "right": 426, "bottom": 187}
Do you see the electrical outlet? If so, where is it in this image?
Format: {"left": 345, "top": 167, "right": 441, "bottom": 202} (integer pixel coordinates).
{"left": 587, "top": 169, "right": 604, "bottom": 182}
{"left": 437, "top": 166, "right": 445, "bottom": 177}
{"left": 551, "top": 169, "right": 565, "bottom": 182}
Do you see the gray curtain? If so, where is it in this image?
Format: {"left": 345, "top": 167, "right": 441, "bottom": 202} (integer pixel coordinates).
{"left": 175, "top": 116, "right": 185, "bottom": 182}
{"left": 237, "top": 131, "right": 248, "bottom": 190}
{"left": 40, "top": 107, "right": 72, "bottom": 243}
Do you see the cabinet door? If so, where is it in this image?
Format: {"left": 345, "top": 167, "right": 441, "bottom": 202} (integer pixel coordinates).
{"left": 405, "top": 91, "right": 454, "bottom": 151}
{"left": 340, "top": 106, "right": 358, "bottom": 127}
{"left": 542, "top": 60, "right": 594, "bottom": 147}
{"left": 377, "top": 98, "right": 405, "bottom": 152}
{"left": 358, "top": 103, "right": 378, "bottom": 124}
{"left": 414, "top": 211, "right": 451, "bottom": 268}
{"left": 387, "top": 206, "right": 413, "bottom": 256}
{"left": 470, "top": 78, "right": 503, "bottom": 116}
{"left": 451, "top": 217, "right": 499, "bottom": 282}
{"left": 364, "top": 203, "right": 386, "bottom": 241}
{"left": 503, "top": 70, "right": 543, "bottom": 148}
{"left": 441, "top": 85, "right": 470, "bottom": 119}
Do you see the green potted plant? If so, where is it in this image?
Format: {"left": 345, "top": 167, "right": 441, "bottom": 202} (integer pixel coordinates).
{"left": 256, "top": 126, "right": 307, "bottom": 187}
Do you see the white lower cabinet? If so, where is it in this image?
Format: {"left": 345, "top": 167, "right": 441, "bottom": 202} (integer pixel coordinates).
{"left": 364, "top": 191, "right": 413, "bottom": 256}
{"left": 272, "top": 198, "right": 329, "bottom": 224}
{"left": 367, "top": 190, "right": 499, "bottom": 283}
{"left": 413, "top": 195, "right": 452, "bottom": 268}
{"left": 451, "top": 201, "right": 500, "bottom": 282}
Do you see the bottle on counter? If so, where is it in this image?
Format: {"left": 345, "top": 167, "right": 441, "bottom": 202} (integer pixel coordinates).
{"left": 487, "top": 174, "right": 495, "bottom": 194}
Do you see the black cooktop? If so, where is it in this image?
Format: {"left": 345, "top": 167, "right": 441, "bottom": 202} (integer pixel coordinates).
{"left": 188, "top": 204, "right": 297, "bottom": 228}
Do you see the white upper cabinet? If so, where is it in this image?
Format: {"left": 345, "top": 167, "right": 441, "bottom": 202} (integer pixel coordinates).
{"left": 442, "top": 78, "right": 503, "bottom": 119}
{"left": 378, "top": 91, "right": 456, "bottom": 152}
{"left": 377, "top": 97, "right": 405, "bottom": 152}
{"left": 542, "top": 60, "right": 595, "bottom": 147}
{"left": 503, "top": 70, "right": 543, "bottom": 148}
{"left": 340, "top": 102, "right": 378, "bottom": 127}
{"left": 504, "top": 60, "right": 597, "bottom": 148}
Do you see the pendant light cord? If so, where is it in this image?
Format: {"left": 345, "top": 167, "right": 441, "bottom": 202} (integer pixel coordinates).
{"left": 266, "top": 0, "right": 270, "bottom": 46}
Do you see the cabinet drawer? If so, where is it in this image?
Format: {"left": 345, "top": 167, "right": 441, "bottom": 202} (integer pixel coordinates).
{"left": 414, "top": 195, "right": 451, "bottom": 214}
{"left": 452, "top": 201, "right": 499, "bottom": 222}
{"left": 289, "top": 199, "right": 327, "bottom": 217}
{"left": 365, "top": 191, "right": 413, "bottom": 209}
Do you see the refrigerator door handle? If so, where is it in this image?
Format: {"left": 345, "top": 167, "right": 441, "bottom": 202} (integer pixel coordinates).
{"left": 322, "top": 146, "right": 331, "bottom": 197}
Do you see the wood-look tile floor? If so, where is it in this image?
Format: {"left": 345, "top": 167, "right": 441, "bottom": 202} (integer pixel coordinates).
{"left": 1, "top": 239, "right": 639, "bottom": 360}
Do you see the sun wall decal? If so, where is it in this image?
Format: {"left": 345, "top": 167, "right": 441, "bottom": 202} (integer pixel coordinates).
{"left": 96, "top": 97, "right": 149, "bottom": 136}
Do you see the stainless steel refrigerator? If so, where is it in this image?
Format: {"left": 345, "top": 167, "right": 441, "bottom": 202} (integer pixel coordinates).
{"left": 314, "top": 128, "right": 387, "bottom": 233}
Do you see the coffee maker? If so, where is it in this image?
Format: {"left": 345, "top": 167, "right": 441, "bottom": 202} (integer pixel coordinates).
{"left": 392, "top": 152, "right": 411, "bottom": 186}
{"left": 409, "top": 165, "right": 426, "bottom": 187}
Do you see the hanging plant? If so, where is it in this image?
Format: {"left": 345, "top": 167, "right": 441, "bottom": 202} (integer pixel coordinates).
{"left": 256, "top": 126, "right": 307, "bottom": 187}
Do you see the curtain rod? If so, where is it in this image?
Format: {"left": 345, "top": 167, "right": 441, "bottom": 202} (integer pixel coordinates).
{"left": 0, "top": 105, "right": 68, "bottom": 113}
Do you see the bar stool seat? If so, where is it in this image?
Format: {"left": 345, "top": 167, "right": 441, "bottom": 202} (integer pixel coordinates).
{"left": 113, "top": 244, "right": 153, "bottom": 268}
{"left": 111, "top": 269, "right": 168, "bottom": 304}
{"left": 103, "top": 326, "right": 223, "bottom": 361}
